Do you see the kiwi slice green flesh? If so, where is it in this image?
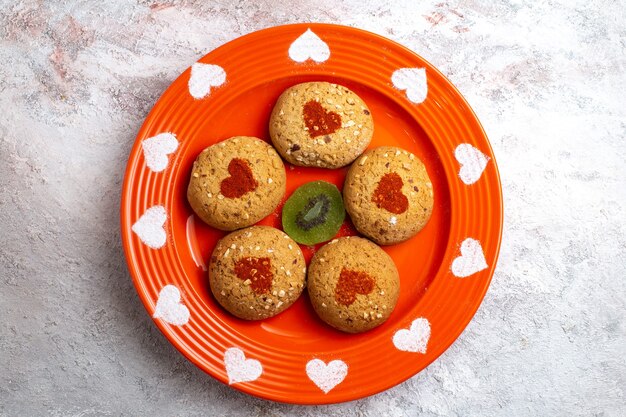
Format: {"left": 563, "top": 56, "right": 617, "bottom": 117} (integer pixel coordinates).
{"left": 282, "top": 181, "right": 345, "bottom": 245}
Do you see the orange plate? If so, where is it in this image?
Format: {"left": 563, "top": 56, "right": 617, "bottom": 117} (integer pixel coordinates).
{"left": 121, "top": 24, "right": 503, "bottom": 404}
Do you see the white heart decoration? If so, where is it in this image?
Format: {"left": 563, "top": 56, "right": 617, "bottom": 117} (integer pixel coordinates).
{"left": 153, "top": 285, "right": 190, "bottom": 326}
{"left": 141, "top": 132, "right": 178, "bottom": 173}
{"left": 393, "top": 318, "right": 431, "bottom": 353}
{"left": 188, "top": 63, "right": 226, "bottom": 99}
{"left": 131, "top": 205, "right": 167, "bottom": 249}
{"left": 306, "top": 359, "right": 348, "bottom": 394}
{"left": 224, "top": 348, "right": 263, "bottom": 385}
{"left": 451, "top": 238, "right": 488, "bottom": 278}
{"left": 391, "top": 67, "right": 428, "bottom": 104}
{"left": 288, "top": 29, "right": 330, "bottom": 63}
{"left": 455, "top": 144, "right": 489, "bottom": 185}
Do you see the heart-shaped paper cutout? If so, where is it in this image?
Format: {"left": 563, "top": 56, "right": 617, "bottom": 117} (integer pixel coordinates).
{"left": 393, "top": 318, "right": 431, "bottom": 353}
{"left": 335, "top": 268, "right": 375, "bottom": 306}
{"left": 224, "top": 347, "right": 263, "bottom": 385}
{"left": 132, "top": 206, "right": 167, "bottom": 249}
{"left": 451, "top": 238, "right": 488, "bottom": 278}
{"left": 303, "top": 101, "right": 342, "bottom": 138}
{"left": 391, "top": 67, "right": 428, "bottom": 104}
{"left": 141, "top": 132, "right": 178, "bottom": 173}
{"left": 371, "top": 172, "right": 409, "bottom": 214}
{"left": 306, "top": 359, "right": 348, "bottom": 394}
{"left": 153, "top": 285, "right": 190, "bottom": 326}
{"left": 220, "top": 158, "right": 258, "bottom": 198}
{"left": 188, "top": 63, "right": 226, "bottom": 99}
{"left": 234, "top": 257, "right": 273, "bottom": 294}
{"left": 455, "top": 144, "right": 489, "bottom": 185}
{"left": 288, "top": 29, "right": 330, "bottom": 63}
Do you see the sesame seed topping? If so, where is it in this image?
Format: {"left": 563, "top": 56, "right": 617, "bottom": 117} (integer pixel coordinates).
{"left": 221, "top": 291, "right": 226, "bottom": 296}
{"left": 192, "top": 172, "right": 199, "bottom": 178}
{"left": 223, "top": 248, "right": 230, "bottom": 257}
{"left": 359, "top": 156, "right": 368, "bottom": 165}
{"left": 207, "top": 192, "right": 213, "bottom": 198}
{"left": 380, "top": 290, "right": 385, "bottom": 295}
{"left": 267, "top": 178, "right": 273, "bottom": 184}
{"left": 276, "top": 301, "right": 284, "bottom": 308}
{"left": 286, "top": 270, "right": 291, "bottom": 276}
{"left": 243, "top": 279, "right": 251, "bottom": 286}
{"left": 390, "top": 217, "right": 397, "bottom": 225}
{"left": 267, "top": 249, "right": 274, "bottom": 253}
{"left": 288, "top": 244, "right": 293, "bottom": 250}
{"left": 217, "top": 194, "right": 224, "bottom": 200}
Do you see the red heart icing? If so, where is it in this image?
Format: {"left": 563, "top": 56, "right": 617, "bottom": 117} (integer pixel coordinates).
{"left": 220, "top": 158, "right": 258, "bottom": 199}
{"left": 234, "top": 257, "right": 273, "bottom": 295}
{"left": 303, "top": 101, "right": 342, "bottom": 138}
{"left": 335, "top": 268, "right": 375, "bottom": 306}
{"left": 371, "top": 172, "right": 409, "bottom": 214}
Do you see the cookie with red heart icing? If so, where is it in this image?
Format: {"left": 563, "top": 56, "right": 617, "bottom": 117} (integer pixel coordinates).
{"left": 269, "top": 82, "right": 373, "bottom": 169}
{"left": 307, "top": 236, "right": 400, "bottom": 333}
{"left": 187, "top": 136, "right": 286, "bottom": 231}
{"left": 209, "top": 226, "right": 306, "bottom": 320}
{"left": 343, "top": 146, "right": 434, "bottom": 245}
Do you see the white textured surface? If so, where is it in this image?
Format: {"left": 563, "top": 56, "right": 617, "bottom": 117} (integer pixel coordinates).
{"left": 1, "top": 1, "right": 625, "bottom": 416}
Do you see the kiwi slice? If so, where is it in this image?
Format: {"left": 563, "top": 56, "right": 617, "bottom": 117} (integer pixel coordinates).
{"left": 282, "top": 181, "right": 345, "bottom": 245}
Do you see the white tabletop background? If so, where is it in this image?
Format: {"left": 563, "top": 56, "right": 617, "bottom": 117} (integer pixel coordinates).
{"left": 1, "top": 1, "right": 624, "bottom": 416}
